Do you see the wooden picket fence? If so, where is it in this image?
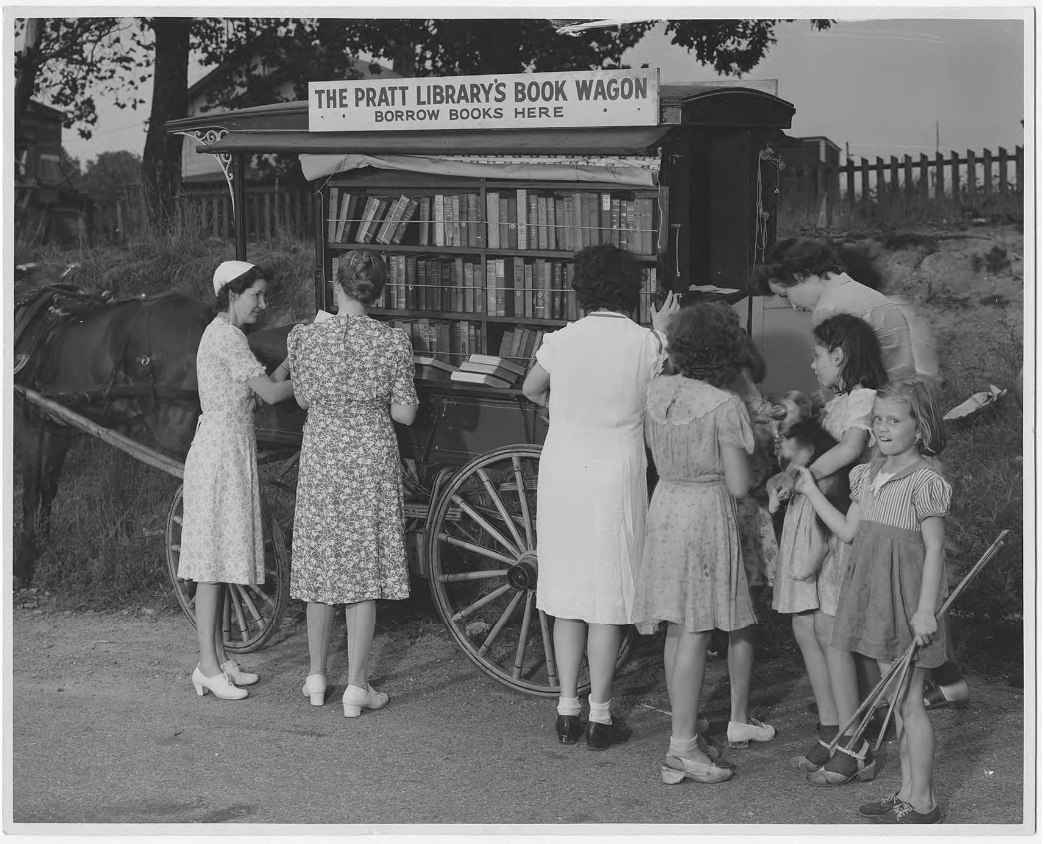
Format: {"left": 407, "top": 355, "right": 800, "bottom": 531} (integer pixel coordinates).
{"left": 781, "top": 146, "right": 1024, "bottom": 227}
{"left": 179, "top": 181, "right": 316, "bottom": 241}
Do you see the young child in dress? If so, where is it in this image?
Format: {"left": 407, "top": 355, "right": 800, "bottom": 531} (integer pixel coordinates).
{"left": 783, "top": 314, "right": 888, "bottom": 786}
{"left": 633, "top": 303, "right": 774, "bottom": 787}
{"left": 796, "top": 378, "right": 951, "bottom": 824}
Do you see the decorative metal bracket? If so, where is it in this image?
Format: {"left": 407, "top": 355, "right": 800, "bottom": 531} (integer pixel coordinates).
{"left": 173, "top": 127, "right": 235, "bottom": 216}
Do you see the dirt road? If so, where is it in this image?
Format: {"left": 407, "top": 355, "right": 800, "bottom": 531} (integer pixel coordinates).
{"left": 9, "top": 597, "right": 1026, "bottom": 830}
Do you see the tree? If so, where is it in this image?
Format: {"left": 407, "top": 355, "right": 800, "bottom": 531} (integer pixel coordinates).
{"left": 79, "top": 150, "right": 142, "bottom": 205}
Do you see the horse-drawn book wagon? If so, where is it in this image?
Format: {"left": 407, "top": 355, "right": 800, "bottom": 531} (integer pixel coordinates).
{"left": 15, "top": 69, "right": 795, "bottom": 698}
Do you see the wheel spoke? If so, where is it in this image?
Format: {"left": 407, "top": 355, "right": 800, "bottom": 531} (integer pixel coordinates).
{"left": 451, "top": 583, "right": 511, "bottom": 623}
{"left": 451, "top": 494, "right": 521, "bottom": 558}
{"left": 437, "top": 532, "right": 517, "bottom": 566}
{"left": 227, "top": 587, "right": 250, "bottom": 643}
{"left": 538, "top": 610, "right": 558, "bottom": 685}
{"left": 478, "top": 590, "right": 524, "bottom": 656}
{"left": 512, "top": 592, "right": 535, "bottom": 679}
{"left": 437, "top": 568, "right": 509, "bottom": 583}
{"left": 234, "top": 584, "right": 264, "bottom": 624}
{"left": 512, "top": 457, "right": 535, "bottom": 550}
{"left": 476, "top": 467, "right": 527, "bottom": 553}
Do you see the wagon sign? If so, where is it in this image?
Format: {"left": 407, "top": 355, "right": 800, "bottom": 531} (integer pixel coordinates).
{"left": 308, "top": 68, "right": 660, "bottom": 132}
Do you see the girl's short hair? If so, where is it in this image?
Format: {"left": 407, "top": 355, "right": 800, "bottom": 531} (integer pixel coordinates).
{"left": 337, "top": 251, "right": 389, "bottom": 306}
{"left": 750, "top": 237, "right": 846, "bottom": 295}
{"left": 667, "top": 302, "right": 748, "bottom": 387}
{"left": 876, "top": 378, "right": 948, "bottom": 456}
{"left": 813, "top": 313, "right": 888, "bottom": 392}
{"left": 215, "top": 264, "right": 269, "bottom": 311}
{"left": 571, "top": 243, "right": 643, "bottom": 312}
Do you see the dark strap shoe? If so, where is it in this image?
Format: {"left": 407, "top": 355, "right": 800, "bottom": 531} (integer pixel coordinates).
{"left": 556, "top": 714, "right": 585, "bottom": 745}
{"left": 586, "top": 716, "right": 632, "bottom": 751}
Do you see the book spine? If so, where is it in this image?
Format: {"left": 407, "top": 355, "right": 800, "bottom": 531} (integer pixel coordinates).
{"left": 499, "top": 197, "right": 510, "bottom": 250}
{"left": 516, "top": 190, "right": 528, "bottom": 250}
{"left": 447, "top": 195, "right": 458, "bottom": 248}
{"left": 486, "top": 191, "right": 500, "bottom": 249}
{"left": 523, "top": 260, "right": 533, "bottom": 319}
{"left": 485, "top": 260, "right": 497, "bottom": 316}
{"left": 530, "top": 262, "right": 543, "bottom": 319}
{"left": 433, "top": 194, "right": 445, "bottom": 246}
{"left": 391, "top": 196, "right": 419, "bottom": 244}
{"left": 599, "top": 193, "right": 611, "bottom": 245}
{"left": 562, "top": 195, "right": 573, "bottom": 252}
{"left": 527, "top": 195, "right": 538, "bottom": 254}
{"left": 572, "top": 192, "right": 584, "bottom": 250}
{"left": 466, "top": 193, "right": 478, "bottom": 247}
{"left": 610, "top": 198, "right": 621, "bottom": 247}
{"left": 496, "top": 258, "right": 507, "bottom": 317}
{"left": 440, "top": 260, "right": 452, "bottom": 312}
{"left": 418, "top": 197, "right": 430, "bottom": 246}
{"left": 537, "top": 197, "right": 548, "bottom": 250}
{"left": 506, "top": 196, "right": 518, "bottom": 250}
{"left": 554, "top": 197, "right": 566, "bottom": 250}
{"left": 513, "top": 259, "right": 524, "bottom": 319}
{"left": 552, "top": 262, "right": 563, "bottom": 319}
{"left": 454, "top": 257, "right": 465, "bottom": 313}
{"left": 328, "top": 187, "right": 340, "bottom": 242}
{"left": 566, "top": 263, "right": 578, "bottom": 320}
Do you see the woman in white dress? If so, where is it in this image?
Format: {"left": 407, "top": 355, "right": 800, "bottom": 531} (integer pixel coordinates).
{"left": 178, "top": 261, "right": 294, "bottom": 700}
{"left": 522, "top": 244, "right": 678, "bottom": 749}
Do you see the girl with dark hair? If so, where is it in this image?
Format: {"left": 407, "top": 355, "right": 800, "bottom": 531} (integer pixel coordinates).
{"left": 179, "top": 261, "right": 294, "bottom": 700}
{"left": 783, "top": 312, "right": 887, "bottom": 785}
{"left": 287, "top": 250, "right": 419, "bottom": 717}
{"left": 750, "top": 237, "right": 916, "bottom": 382}
{"left": 796, "top": 378, "right": 952, "bottom": 824}
{"left": 522, "top": 243, "right": 679, "bottom": 750}
{"left": 633, "top": 303, "right": 774, "bottom": 786}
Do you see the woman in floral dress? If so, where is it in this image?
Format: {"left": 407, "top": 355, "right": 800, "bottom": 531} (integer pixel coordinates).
{"left": 288, "top": 252, "right": 419, "bottom": 717}
{"left": 179, "top": 261, "right": 294, "bottom": 701}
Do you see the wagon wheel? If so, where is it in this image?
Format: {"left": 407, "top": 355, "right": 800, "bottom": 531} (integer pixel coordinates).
{"left": 427, "top": 444, "right": 633, "bottom": 697}
{"left": 165, "top": 485, "right": 290, "bottom": 653}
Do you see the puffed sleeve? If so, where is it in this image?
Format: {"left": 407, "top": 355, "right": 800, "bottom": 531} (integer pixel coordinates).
{"left": 843, "top": 388, "right": 877, "bottom": 435}
{"left": 848, "top": 463, "right": 871, "bottom": 503}
{"left": 717, "top": 395, "right": 755, "bottom": 454}
{"left": 220, "top": 323, "right": 265, "bottom": 383}
{"left": 390, "top": 329, "right": 419, "bottom": 406}
{"left": 912, "top": 470, "right": 953, "bottom": 521}
{"left": 534, "top": 327, "right": 562, "bottom": 373}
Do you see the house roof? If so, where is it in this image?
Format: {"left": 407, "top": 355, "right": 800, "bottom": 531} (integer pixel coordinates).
{"left": 188, "top": 56, "right": 399, "bottom": 103}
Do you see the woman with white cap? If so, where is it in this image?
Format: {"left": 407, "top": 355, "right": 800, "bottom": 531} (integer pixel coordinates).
{"left": 178, "top": 260, "right": 295, "bottom": 700}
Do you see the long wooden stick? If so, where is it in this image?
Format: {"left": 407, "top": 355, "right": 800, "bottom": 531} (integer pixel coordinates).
{"left": 826, "top": 530, "right": 1009, "bottom": 751}
{"left": 15, "top": 385, "right": 185, "bottom": 479}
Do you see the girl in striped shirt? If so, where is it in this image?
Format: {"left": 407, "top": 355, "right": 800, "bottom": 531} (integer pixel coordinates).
{"left": 796, "top": 379, "right": 952, "bottom": 825}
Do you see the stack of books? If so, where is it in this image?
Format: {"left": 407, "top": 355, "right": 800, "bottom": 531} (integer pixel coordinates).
{"left": 450, "top": 354, "right": 526, "bottom": 389}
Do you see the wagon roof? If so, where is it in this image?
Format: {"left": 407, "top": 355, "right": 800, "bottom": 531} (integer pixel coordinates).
{"left": 166, "top": 82, "right": 794, "bottom": 157}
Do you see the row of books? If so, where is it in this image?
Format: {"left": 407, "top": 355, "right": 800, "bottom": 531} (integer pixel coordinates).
{"left": 325, "top": 188, "right": 657, "bottom": 255}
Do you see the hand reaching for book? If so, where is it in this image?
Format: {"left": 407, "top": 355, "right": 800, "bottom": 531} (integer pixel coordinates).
{"left": 651, "top": 290, "right": 680, "bottom": 334}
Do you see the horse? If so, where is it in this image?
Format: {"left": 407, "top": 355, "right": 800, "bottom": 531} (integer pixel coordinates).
{"left": 13, "top": 266, "right": 213, "bottom": 587}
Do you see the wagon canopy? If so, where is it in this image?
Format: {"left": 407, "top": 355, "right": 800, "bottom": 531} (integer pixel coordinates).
{"left": 166, "top": 82, "right": 795, "bottom": 186}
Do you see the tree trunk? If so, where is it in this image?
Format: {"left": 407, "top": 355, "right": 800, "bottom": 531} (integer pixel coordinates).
{"left": 14, "top": 19, "right": 44, "bottom": 141}
{"left": 141, "top": 18, "right": 191, "bottom": 224}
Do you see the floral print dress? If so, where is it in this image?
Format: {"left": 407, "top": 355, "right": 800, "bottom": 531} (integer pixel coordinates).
{"left": 288, "top": 314, "right": 419, "bottom": 605}
{"left": 178, "top": 316, "right": 266, "bottom": 585}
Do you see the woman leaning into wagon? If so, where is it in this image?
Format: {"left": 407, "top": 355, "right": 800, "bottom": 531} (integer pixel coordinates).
{"left": 179, "top": 261, "right": 294, "bottom": 700}
{"left": 288, "top": 251, "right": 419, "bottom": 717}
{"left": 522, "top": 243, "right": 679, "bottom": 750}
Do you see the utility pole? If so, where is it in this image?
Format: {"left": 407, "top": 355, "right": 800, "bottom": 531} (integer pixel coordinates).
{"left": 935, "top": 121, "right": 940, "bottom": 154}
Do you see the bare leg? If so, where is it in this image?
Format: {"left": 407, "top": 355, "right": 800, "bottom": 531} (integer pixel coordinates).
{"left": 899, "top": 665, "right": 935, "bottom": 811}
{"left": 344, "top": 600, "right": 377, "bottom": 690}
{"left": 307, "top": 602, "right": 336, "bottom": 676}
{"left": 795, "top": 612, "right": 838, "bottom": 725}
{"left": 553, "top": 618, "right": 587, "bottom": 701}
{"left": 666, "top": 624, "right": 712, "bottom": 740}
{"left": 194, "top": 582, "right": 223, "bottom": 676}
{"left": 727, "top": 625, "right": 755, "bottom": 724}
{"left": 586, "top": 623, "right": 622, "bottom": 704}
{"left": 816, "top": 612, "right": 859, "bottom": 731}
{"left": 213, "top": 583, "right": 229, "bottom": 665}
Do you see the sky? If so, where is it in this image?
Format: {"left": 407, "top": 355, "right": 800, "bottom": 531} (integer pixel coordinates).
{"left": 44, "top": 15, "right": 1028, "bottom": 168}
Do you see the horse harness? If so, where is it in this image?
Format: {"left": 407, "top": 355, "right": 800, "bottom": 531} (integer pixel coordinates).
{"left": 14, "top": 284, "right": 200, "bottom": 422}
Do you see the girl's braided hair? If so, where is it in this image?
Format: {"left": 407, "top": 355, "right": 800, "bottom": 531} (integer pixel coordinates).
{"left": 667, "top": 302, "right": 750, "bottom": 387}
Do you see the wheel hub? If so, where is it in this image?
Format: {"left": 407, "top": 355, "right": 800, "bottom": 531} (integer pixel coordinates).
{"left": 507, "top": 554, "right": 538, "bottom": 591}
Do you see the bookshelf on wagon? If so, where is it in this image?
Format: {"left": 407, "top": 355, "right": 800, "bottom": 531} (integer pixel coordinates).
{"left": 310, "top": 69, "right": 665, "bottom": 390}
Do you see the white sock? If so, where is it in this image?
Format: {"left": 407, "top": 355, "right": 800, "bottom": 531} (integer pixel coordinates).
{"left": 669, "top": 736, "right": 701, "bottom": 758}
{"left": 588, "top": 698, "right": 612, "bottom": 725}
{"left": 557, "top": 696, "right": 581, "bottom": 717}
